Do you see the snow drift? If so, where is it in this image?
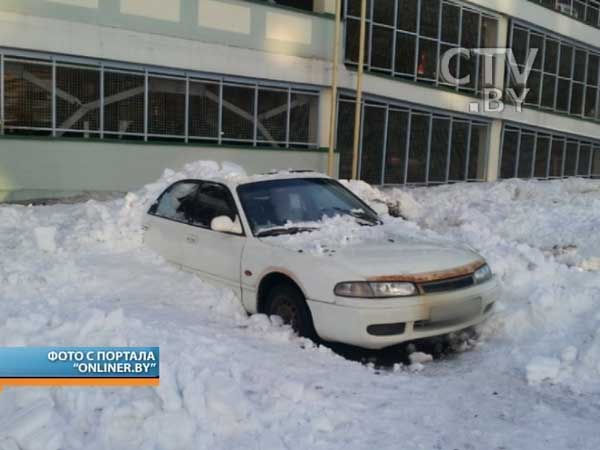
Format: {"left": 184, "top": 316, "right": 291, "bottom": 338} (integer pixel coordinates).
{"left": 1, "top": 161, "right": 599, "bottom": 450}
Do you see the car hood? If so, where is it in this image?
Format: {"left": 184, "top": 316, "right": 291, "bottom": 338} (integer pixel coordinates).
{"left": 328, "top": 240, "right": 482, "bottom": 279}
{"left": 261, "top": 232, "right": 484, "bottom": 280}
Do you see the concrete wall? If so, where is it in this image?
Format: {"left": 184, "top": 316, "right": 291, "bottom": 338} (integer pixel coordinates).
{"left": 0, "top": 0, "right": 333, "bottom": 61}
{"left": 0, "top": 138, "right": 333, "bottom": 202}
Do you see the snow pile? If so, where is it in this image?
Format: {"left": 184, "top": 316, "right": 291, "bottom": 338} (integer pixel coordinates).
{"left": 353, "top": 178, "right": 600, "bottom": 392}
{"left": 1, "top": 163, "right": 600, "bottom": 449}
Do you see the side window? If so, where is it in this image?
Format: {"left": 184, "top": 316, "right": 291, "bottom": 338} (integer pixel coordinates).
{"left": 152, "top": 181, "right": 200, "bottom": 223}
{"left": 190, "top": 183, "right": 238, "bottom": 228}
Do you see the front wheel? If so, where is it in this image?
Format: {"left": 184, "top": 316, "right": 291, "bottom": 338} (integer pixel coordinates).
{"left": 266, "top": 283, "right": 317, "bottom": 341}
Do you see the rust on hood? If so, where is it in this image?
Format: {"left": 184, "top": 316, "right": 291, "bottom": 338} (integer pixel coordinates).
{"left": 367, "top": 259, "right": 486, "bottom": 284}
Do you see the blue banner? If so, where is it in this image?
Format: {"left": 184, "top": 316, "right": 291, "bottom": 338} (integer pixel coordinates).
{"left": 0, "top": 347, "right": 159, "bottom": 378}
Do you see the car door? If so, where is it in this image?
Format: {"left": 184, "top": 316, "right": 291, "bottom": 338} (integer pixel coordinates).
{"left": 144, "top": 180, "right": 202, "bottom": 266}
{"left": 180, "top": 181, "right": 246, "bottom": 296}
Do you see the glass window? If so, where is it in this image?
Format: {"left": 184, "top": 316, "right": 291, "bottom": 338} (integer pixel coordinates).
{"left": 384, "top": 109, "right": 409, "bottom": 184}
{"left": 449, "top": 120, "right": 469, "bottom": 181}
{"left": 191, "top": 182, "right": 238, "bottom": 228}
{"left": 4, "top": 60, "right": 53, "bottom": 130}
{"left": 559, "top": 44, "right": 573, "bottom": 78}
{"left": 512, "top": 27, "right": 529, "bottom": 67}
{"left": 526, "top": 71, "right": 542, "bottom": 105}
{"left": 336, "top": 100, "right": 357, "bottom": 179}
{"left": 556, "top": 78, "right": 571, "bottom": 112}
{"left": 564, "top": 141, "right": 578, "bottom": 176}
{"left": 371, "top": 26, "right": 394, "bottom": 71}
{"left": 541, "top": 74, "right": 556, "bottom": 108}
{"left": 289, "top": 92, "right": 318, "bottom": 145}
{"left": 570, "top": 83, "right": 584, "bottom": 115}
{"left": 441, "top": 3, "right": 460, "bottom": 44}
{"left": 397, "top": 0, "right": 418, "bottom": 32}
{"left": 587, "top": 54, "right": 599, "bottom": 85}
{"left": 585, "top": 87, "right": 598, "bottom": 118}
{"left": 518, "top": 133, "right": 535, "bottom": 178}
{"left": 549, "top": 138, "right": 565, "bottom": 177}
{"left": 592, "top": 146, "right": 600, "bottom": 176}
{"left": 500, "top": 129, "right": 519, "bottom": 179}
{"left": 104, "top": 70, "right": 145, "bottom": 135}
{"left": 237, "top": 178, "right": 378, "bottom": 235}
{"left": 153, "top": 181, "right": 201, "bottom": 223}
{"left": 373, "top": 0, "right": 394, "bottom": 25}
{"left": 395, "top": 33, "right": 417, "bottom": 76}
{"left": 469, "top": 124, "right": 488, "bottom": 180}
{"left": 188, "top": 80, "right": 219, "bottom": 140}
{"left": 257, "top": 88, "right": 288, "bottom": 145}
{"left": 360, "top": 105, "right": 386, "bottom": 184}
{"left": 577, "top": 144, "right": 592, "bottom": 176}
{"left": 148, "top": 76, "right": 186, "bottom": 136}
{"left": 529, "top": 33, "right": 544, "bottom": 71}
{"left": 574, "top": 49, "right": 587, "bottom": 82}
{"left": 407, "top": 113, "right": 430, "bottom": 183}
{"left": 221, "top": 84, "right": 255, "bottom": 142}
{"left": 429, "top": 117, "right": 450, "bottom": 183}
{"left": 56, "top": 65, "right": 100, "bottom": 132}
{"left": 417, "top": 38, "right": 438, "bottom": 80}
{"left": 544, "top": 39, "right": 559, "bottom": 74}
{"left": 420, "top": 0, "right": 440, "bottom": 39}
{"left": 534, "top": 135, "right": 551, "bottom": 178}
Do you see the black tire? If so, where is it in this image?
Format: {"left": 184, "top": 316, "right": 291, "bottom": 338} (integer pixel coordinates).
{"left": 266, "top": 283, "right": 317, "bottom": 341}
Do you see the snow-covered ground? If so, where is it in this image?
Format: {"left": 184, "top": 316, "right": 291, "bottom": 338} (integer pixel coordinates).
{"left": 1, "top": 161, "right": 599, "bottom": 450}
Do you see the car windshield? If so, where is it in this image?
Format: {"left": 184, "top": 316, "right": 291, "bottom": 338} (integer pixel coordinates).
{"left": 237, "top": 178, "right": 380, "bottom": 236}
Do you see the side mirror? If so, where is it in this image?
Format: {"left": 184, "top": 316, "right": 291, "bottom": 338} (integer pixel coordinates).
{"left": 211, "top": 215, "right": 243, "bottom": 235}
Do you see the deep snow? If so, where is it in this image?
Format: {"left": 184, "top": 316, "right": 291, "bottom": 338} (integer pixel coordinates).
{"left": 0, "top": 161, "right": 599, "bottom": 450}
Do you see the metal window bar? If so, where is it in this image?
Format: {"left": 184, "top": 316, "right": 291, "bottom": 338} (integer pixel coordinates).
{"left": 52, "top": 57, "right": 56, "bottom": 137}
{"left": 0, "top": 52, "right": 4, "bottom": 135}
{"left": 100, "top": 64, "right": 105, "bottom": 139}
{"left": 424, "top": 113, "right": 433, "bottom": 185}
{"left": 285, "top": 87, "right": 291, "bottom": 149}
{"left": 380, "top": 105, "right": 390, "bottom": 185}
{"left": 530, "top": 132, "right": 538, "bottom": 178}
{"left": 445, "top": 118, "right": 454, "bottom": 182}
{"left": 184, "top": 75, "right": 190, "bottom": 143}
{"left": 514, "top": 128, "right": 522, "bottom": 178}
{"left": 403, "top": 109, "right": 413, "bottom": 185}
{"left": 464, "top": 120, "right": 472, "bottom": 181}
{"left": 357, "top": 99, "right": 365, "bottom": 179}
{"left": 390, "top": 0, "right": 399, "bottom": 78}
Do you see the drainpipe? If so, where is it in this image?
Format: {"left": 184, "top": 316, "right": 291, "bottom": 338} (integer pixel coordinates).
{"left": 327, "top": 0, "right": 342, "bottom": 177}
{"left": 351, "top": 0, "right": 367, "bottom": 180}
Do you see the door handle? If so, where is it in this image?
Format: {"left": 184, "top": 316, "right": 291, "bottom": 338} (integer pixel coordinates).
{"left": 142, "top": 224, "right": 150, "bottom": 231}
{"left": 186, "top": 235, "right": 197, "bottom": 244}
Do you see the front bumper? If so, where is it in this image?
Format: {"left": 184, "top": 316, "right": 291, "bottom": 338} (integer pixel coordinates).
{"left": 307, "top": 277, "right": 498, "bottom": 350}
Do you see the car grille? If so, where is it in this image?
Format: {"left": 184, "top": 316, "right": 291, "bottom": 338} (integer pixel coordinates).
{"left": 419, "top": 274, "right": 475, "bottom": 294}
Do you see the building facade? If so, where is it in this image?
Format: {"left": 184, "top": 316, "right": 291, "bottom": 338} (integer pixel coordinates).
{"left": 0, "top": 0, "right": 599, "bottom": 201}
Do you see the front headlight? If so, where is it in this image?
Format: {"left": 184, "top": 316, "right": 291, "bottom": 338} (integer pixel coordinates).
{"left": 473, "top": 264, "right": 492, "bottom": 284}
{"left": 334, "top": 281, "right": 417, "bottom": 298}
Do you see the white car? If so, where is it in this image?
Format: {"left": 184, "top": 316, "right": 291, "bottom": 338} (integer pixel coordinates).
{"left": 143, "top": 171, "right": 497, "bottom": 350}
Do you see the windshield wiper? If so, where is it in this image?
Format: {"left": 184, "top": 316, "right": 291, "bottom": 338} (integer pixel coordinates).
{"left": 256, "top": 226, "right": 317, "bottom": 238}
{"left": 330, "top": 207, "right": 380, "bottom": 225}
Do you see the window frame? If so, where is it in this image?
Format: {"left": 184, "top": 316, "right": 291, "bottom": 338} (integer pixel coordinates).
{"left": 148, "top": 179, "right": 246, "bottom": 236}
{"left": 0, "top": 48, "right": 320, "bottom": 149}
{"left": 343, "top": 0, "right": 499, "bottom": 93}
{"left": 499, "top": 123, "right": 598, "bottom": 179}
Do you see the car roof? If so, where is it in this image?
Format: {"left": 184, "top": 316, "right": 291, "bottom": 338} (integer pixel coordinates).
{"left": 188, "top": 170, "right": 332, "bottom": 189}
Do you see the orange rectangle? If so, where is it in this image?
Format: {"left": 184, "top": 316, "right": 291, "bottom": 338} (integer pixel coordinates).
{"left": 0, "top": 378, "right": 159, "bottom": 391}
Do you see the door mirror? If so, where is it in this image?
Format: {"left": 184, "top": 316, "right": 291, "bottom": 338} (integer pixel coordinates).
{"left": 211, "top": 215, "right": 243, "bottom": 235}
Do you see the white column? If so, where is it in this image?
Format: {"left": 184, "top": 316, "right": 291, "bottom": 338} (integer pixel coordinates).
{"left": 485, "top": 14, "right": 509, "bottom": 182}
{"left": 486, "top": 120, "right": 503, "bottom": 182}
